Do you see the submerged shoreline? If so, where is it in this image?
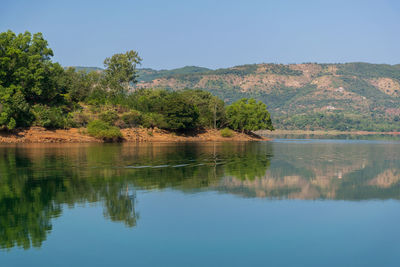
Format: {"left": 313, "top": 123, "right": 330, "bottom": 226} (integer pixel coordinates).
{"left": 0, "top": 127, "right": 268, "bottom": 144}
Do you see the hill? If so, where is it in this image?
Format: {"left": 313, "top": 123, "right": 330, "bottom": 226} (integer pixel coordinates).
{"left": 135, "top": 63, "right": 400, "bottom": 131}
{"left": 68, "top": 66, "right": 103, "bottom": 73}
{"left": 137, "top": 66, "right": 211, "bottom": 82}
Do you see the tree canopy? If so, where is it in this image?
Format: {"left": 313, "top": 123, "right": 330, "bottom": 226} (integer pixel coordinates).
{"left": 0, "top": 30, "right": 64, "bottom": 129}
{"left": 103, "top": 50, "right": 142, "bottom": 94}
{"left": 180, "top": 89, "right": 226, "bottom": 129}
{"left": 226, "top": 98, "right": 274, "bottom": 132}
{"left": 160, "top": 92, "right": 199, "bottom": 130}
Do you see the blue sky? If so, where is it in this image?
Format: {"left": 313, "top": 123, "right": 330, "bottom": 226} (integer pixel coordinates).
{"left": 1, "top": 0, "right": 399, "bottom": 69}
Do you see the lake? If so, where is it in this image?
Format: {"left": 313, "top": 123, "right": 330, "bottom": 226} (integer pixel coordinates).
{"left": 1, "top": 140, "right": 400, "bottom": 266}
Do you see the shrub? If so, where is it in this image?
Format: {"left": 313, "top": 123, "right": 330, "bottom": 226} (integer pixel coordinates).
{"left": 7, "top": 118, "right": 16, "bottom": 130}
{"left": 142, "top": 113, "right": 168, "bottom": 129}
{"left": 114, "top": 119, "right": 127, "bottom": 128}
{"left": 121, "top": 110, "right": 143, "bottom": 127}
{"left": 86, "top": 88, "right": 108, "bottom": 106}
{"left": 87, "top": 120, "right": 122, "bottom": 142}
{"left": 220, "top": 127, "right": 234, "bottom": 137}
{"left": 99, "top": 109, "right": 119, "bottom": 125}
{"left": 66, "top": 110, "right": 90, "bottom": 128}
{"left": 32, "top": 105, "right": 66, "bottom": 129}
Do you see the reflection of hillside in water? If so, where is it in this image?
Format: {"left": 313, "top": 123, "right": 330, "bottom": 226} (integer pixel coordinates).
{"left": 217, "top": 142, "right": 400, "bottom": 200}
{"left": 1, "top": 141, "right": 400, "bottom": 250}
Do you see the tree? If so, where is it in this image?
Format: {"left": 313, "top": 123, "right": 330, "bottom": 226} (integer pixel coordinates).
{"left": 179, "top": 89, "right": 226, "bottom": 128}
{"left": 59, "top": 67, "right": 102, "bottom": 104}
{"left": 226, "top": 98, "right": 274, "bottom": 132}
{"left": 103, "top": 50, "right": 142, "bottom": 95}
{"left": 0, "top": 30, "right": 65, "bottom": 129}
{"left": 160, "top": 93, "right": 199, "bottom": 130}
{"left": 132, "top": 88, "right": 168, "bottom": 113}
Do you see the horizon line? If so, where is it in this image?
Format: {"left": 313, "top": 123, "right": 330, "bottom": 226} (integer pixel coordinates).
{"left": 67, "top": 61, "right": 400, "bottom": 71}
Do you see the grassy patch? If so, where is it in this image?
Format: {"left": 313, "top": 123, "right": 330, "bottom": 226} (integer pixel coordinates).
{"left": 220, "top": 127, "right": 234, "bottom": 137}
{"left": 87, "top": 120, "right": 122, "bottom": 142}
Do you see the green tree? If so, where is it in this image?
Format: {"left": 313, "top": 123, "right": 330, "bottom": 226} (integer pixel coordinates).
{"left": 179, "top": 89, "right": 226, "bottom": 128}
{"left": 142, "top": 112, "right": 168, "bottom": 129}
{"left": 132, "top": 88, "right": 168, "bottom": 113}
{"left": 161, "top": 93, "right": 199, "bottom": 130}
{"left": 59, "top": 67, "right": 102, "bottom": 104}
{"left": 226, "top": 98, "right": 274, "bottom": 132}
{"left": 0, "top": 30, "right": 65, "bottom": 129}
{"left": 103, "top": 50, "right": 142, "bottom": 95}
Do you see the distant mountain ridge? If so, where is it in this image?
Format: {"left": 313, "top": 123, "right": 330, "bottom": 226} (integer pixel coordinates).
{"left": 137, "top": 66, "right": 211, "bottom": 82}
{"left": 68, "top": 65, "right": 210, "bottom": 80}
{"left": 67, "top": 66, "right": 103, "bottom": 73}
{"left": 135, "top": 62, "right": 400, "bottom": 131}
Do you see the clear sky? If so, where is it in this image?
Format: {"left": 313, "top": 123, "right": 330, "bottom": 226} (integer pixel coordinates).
{"left": 1, "top": 0, "right": 399, "bottom": 69}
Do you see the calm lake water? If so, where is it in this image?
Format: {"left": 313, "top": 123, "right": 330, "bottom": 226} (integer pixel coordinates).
{"left": 1, "top": 140, "right": 400, "bottom": 266}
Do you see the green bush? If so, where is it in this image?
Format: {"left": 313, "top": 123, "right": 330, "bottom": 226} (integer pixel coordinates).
{"left": 66, "top": 110, "right": 90, "bottom": 128}
{"left": 220, "top": 127, "right": 234, "bottom": 137}
{"left": 142, "top": 113, "right": 168, "bottom": 129}
{"left": 114, "top": 119, "right": 127, "bottom": 128}
{"left": 99, "top": 109, "right": 119, "bottom": 125}
{"left": 7, "top": 118, "right": 16, "bottom": 130}
{"left": 86, "top": 88, "right": 108, "bottom": 106}
{"left": 87, "top": 120, "right": 122, "bottom": 141}
{"left": 121, "top": 110, "right": 143, "bottom": 127}
{"left": 32, "top": 105, "right": 66, "bottom": 129}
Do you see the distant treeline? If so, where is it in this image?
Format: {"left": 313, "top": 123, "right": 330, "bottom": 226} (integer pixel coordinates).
{"left": 0, "top": 30, "right": 273, "bottom": 140}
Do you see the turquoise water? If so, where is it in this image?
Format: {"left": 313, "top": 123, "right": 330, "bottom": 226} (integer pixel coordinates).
{"left": 1, "top": 141, "right": 400, "bottom": 266}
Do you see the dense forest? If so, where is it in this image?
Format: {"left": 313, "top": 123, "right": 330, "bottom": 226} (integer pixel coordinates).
{"left": 0, "top": 30, "right": 273, "bottom": 140}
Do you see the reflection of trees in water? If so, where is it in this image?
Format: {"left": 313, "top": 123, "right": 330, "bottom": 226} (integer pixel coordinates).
{"left": 102, "top": 184, "right": 137, "bottom": 227}
{"left": 0, "top": 150, "right": 62, "bottom": 249}
{"left": 0, "top": 146, "right": 137, "bottom": 250}
{"left": 123, "top": 142, "right": 273, "bottom": 190}
{"left": 0, "top": 142, "right": 273, "bottom": 250}
{"left": 1, "top": 142, "right": 400, "bottom": 250}
{"left": 223, "top": 143, "right": 272, "bottom": 180}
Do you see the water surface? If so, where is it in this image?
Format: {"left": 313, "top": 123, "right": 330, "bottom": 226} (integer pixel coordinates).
{"left": 1, "top": 141, "right": 400, "bottom": 266}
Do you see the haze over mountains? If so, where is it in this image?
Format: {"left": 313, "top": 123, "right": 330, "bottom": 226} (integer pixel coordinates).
{"left": 72, "top": 63, "right": 400, "bottom": 131}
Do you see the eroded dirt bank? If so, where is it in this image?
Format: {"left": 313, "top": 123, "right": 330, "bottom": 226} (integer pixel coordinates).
{"left": 0, "top": 127, "right": 267, "bottom": 143}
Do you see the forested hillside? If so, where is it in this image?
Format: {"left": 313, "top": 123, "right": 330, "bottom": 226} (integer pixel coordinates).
{"left": 136, "top": 63, "right": 400, "bottom": 131}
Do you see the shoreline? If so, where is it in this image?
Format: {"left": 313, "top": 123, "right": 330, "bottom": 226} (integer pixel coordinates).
{"left": 257, "top": 129, "right": 400, "bottom": 136}
{"left": 0, "top": 127, "right": 268, "bottom": 144}
{"left": 3, "top": 128, "right": 399, "bottom": 144}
